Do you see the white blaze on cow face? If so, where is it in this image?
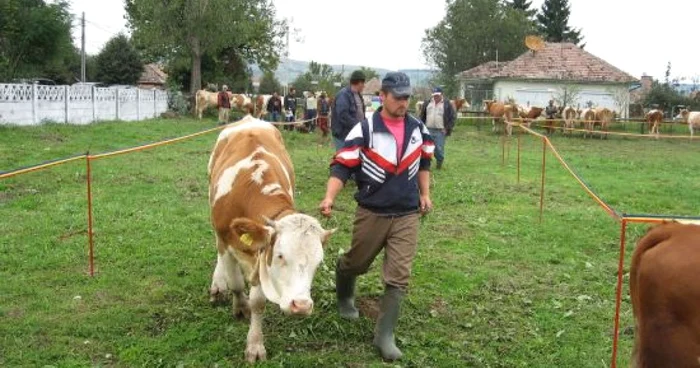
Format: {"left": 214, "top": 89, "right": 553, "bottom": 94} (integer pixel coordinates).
{"left": 257, "top": 214, "right": 332, "bottom": 316}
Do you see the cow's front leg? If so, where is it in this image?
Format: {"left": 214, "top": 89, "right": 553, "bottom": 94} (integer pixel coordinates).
{"left": 210, "top": 240, "right": 238, "bottom": 303}
{"left": 245, "top": 285, "right": 267, "bottom": 362}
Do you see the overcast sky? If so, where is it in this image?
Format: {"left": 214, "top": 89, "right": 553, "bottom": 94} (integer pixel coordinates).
{"left": 67, "top": 0, "right": 699, "bottom": 82}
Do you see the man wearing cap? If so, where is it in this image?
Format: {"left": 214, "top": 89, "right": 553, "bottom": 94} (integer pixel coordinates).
{"left": 319, "top": 72, "right": 435, "bottom": 361}
{"left": 419, "top": 87, "right": 456, "bottom": 170}
{"left": 217, "top": 85, "right": 231, "bottom": 125}
{"left": 331, "top": 70, "right": 366, "bottom": 150}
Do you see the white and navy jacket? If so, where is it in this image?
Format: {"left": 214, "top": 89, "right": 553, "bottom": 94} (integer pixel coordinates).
{"left": 331, "top": 108, "right": 435, "bottom": 216}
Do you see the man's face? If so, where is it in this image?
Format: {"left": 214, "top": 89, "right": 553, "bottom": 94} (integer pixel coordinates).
{"left": 433, "top": 94, "right": 442, "bottom": 103}
{"left": 380, "top": 91, "right": 409, "bottom": 118}
{"left": 355, "top": 81, "right": 365, "bottom": 93}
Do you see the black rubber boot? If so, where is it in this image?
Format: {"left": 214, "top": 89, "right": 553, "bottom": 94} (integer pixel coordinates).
{"left": 335, "top": 261, "right": 359, "bottom": 319}
{"left": 373, "top": 285, "right": 404, "bottom": 361}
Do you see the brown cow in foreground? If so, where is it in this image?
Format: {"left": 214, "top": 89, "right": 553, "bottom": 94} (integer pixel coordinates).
{"left": 483, "top": 100, "right": 517, "bottom": 136}
{"left": 208, "top": 115, "right": 335, "bottom": 362}
{"left": 630, "top": 221, "right": 700, "bottom": 367}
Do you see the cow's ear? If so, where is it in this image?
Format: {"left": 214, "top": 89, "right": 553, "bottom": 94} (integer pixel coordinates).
{"left": 229, "top": 218, "right": 275, "bottom": 252}
{"left": 321, "top": 228, "right": 337, "bottom": 247}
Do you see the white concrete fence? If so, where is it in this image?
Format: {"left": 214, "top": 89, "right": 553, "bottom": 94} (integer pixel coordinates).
{"left": 0, "top": 83, "right": 169, "bottom": 125}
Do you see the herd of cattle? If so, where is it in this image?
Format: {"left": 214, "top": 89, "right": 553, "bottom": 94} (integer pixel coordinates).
{"left": 203, "top": 110, "right": 700, "bottom": 364}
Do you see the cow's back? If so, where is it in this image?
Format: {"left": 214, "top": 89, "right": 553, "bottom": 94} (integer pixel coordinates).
{"left": 630, "top": 222, "right": 700, "bottom": 367}
{"left": 208, "top": 116, "right": 295, "bottom": 237}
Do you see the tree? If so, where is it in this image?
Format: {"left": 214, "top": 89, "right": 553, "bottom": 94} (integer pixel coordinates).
{"left": 554, "top": 84, "right": 582, "bottom": 108}
{"left": 125, "top": 0, "right": 286, "bottom": 93}
{"left": 536, "top": 0, "right": 584, "bottom": 46}
{"left": 258, "top": 71, "right": 282, "bottom": 94}
{"left": 358, "top": 66, "right": 380, "bottom": 81}
{"left": 95, "top": 34, "right": 143, "bottom": 85}
{"left": 0, "top": 0, "right": 75, "bottom": 82}
{"left": 422, "top": 0, "right": 535, "bottom": 96}
{"left": 291, "top": 61, "right": 343, "bottom": 97}
{"left": 507, "top": 0, "right": 536, "bottom": 18}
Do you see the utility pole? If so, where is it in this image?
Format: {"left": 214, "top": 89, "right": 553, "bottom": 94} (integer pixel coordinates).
{"left": 81, "top": 12, "right": 86, "bottom": 82}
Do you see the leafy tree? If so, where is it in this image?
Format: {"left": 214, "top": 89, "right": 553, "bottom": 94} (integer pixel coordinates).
{"left": 258, "top": 71, "right": 282, "bottom": 94}
{"left": 125, "top": 0, "right": 286, "bottom": 93}
{"left": 554, "top": 84, "right": 582, "bottom": 108}
{"left": 507, "top": 0, "right": 536, "bottom": 18}
{"left": 422, "top": 0, "right": 535, "bottom": 96}
{"left": 291, "top": 61, "right": 343, "bottom": 97}
{"left": 0, "top": 0, "right": 75, "bottom": 82}
{"left": 95, "top": 34, "right": 143, "bottom": 85}
{"left": 358, "top": 66, "right": 380, "bottom": 81}
{"left": 536, "top": 0, "right": 584, "bottom": 46}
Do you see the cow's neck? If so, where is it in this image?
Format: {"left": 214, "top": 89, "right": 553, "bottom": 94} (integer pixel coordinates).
{"left": 271, "top": 207, "right": 296, "bottom": 221}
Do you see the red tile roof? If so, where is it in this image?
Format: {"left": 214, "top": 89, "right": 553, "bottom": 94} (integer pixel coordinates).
{"left": 459, "top": 42, "right": 637, "bottom": 84}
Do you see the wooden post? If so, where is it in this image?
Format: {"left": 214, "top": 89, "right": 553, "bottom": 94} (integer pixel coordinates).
{"left": 539, "top": 138, "right": 547, "bottom": 223}
{"left": 610, "top": 219, "right": 628, "bottom": 368}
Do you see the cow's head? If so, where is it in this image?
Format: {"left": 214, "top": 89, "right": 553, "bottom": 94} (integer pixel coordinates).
{"left": 678, "top": 109, "right": 689, "bottom": 121}
{"left": 229, "top": 214, "right": 335, "bottom": 316}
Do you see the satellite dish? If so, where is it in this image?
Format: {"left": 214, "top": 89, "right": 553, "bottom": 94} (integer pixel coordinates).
{"left": 525, "top": 35, "right": 545, "bottom": 52}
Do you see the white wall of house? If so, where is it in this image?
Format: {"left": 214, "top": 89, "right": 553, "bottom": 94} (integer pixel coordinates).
{"left": 491, "top": 80, "right": 631, "bottom": 118}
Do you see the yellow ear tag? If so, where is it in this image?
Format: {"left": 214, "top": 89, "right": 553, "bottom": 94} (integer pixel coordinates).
{"left": 239, "top": 233, "right": 254, "bottom": 247}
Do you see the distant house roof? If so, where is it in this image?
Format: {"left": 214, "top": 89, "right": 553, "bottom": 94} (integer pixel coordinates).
{"left": 138, "top": 63, "right": 168, "bottom": 86}
{"left": 459, "top": 42, "right": 638, "bottom": 84}
{"left": 362, "top": 77, "right": 381, "bottom": 95}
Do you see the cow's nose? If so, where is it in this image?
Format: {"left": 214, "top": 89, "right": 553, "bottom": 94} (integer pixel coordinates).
{"left": 290, "top": 299, "right": 313, "bottom": 315}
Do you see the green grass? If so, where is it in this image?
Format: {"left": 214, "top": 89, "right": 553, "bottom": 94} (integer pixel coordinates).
{"left": 1, "top": 117, "right": 699, "bottom": 367}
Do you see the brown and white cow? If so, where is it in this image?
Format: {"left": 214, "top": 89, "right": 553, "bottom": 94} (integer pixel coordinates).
{"left": 516, "top": 105, "right": 544, "bottom": 130}
{"left": 645, "top": 109, "right": 664, "bottom": 137}
{"left": 483, "top": 100, "right": 517, "bottom": 136}
{"left": 561, "top": 106, "right": 579, "bottom": 136}
{"left": 678, "top": 109, "right": 700, "bottom": 137}
{"left": 207, "top": 115, "right": 335, "bottom": 362}
{"left": 196, "top": 89, "right": 252, "bottom": 119}
{"left": 594, "top": 107, "right": 614, "bottom": 139}
{"left": 450, "top": 98, "right": 470, "bottom": 115}
{"left": 580, "top": 108, "right": 597, "bottom": 139}
{"left": 254, "top": 94, "right": 286, "bottom": 119}
{"left": 630, "top": 221, "right": 700, "bottom": 367}
{"left": 415, "top": 100, "right": 425, "bottom": 115}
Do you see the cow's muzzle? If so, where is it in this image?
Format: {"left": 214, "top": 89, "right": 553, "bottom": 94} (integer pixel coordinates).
{"left": 289, "top": 298, "right": 313, "bottom": 316}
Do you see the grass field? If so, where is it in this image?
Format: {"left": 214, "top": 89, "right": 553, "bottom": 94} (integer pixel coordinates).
{"left": 1, "top": 117, "right": 699, "bottom": 367}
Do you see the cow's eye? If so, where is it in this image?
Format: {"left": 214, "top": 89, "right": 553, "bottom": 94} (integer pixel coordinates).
{"left": 277, "top": 254, "right": 284, "bottom": 261}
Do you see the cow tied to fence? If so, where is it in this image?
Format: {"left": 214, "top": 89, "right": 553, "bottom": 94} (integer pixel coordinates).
{"left": 207, "top": 115, "right": 335, "bottom": 362}
{"left": 195, "top": 89, "right": 251, "bottom": 119}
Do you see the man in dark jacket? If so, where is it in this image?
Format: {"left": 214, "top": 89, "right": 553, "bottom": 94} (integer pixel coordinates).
{"left": 319, "top": 72, "right": 434, "bottom": 362}
{"left": 217, "top": 85, "right": 231, "bottom": 125}
{"left": 419, "top": 87, "right": 455, "bottom": 169}
{"left": 331, "top": 70, "right": 366, "bottom": 150}
{"left": 283, "top": 87, "right": 297, "bottom": 131}
{"left": 266, "top": 92, "right": 282, "bottom": 122}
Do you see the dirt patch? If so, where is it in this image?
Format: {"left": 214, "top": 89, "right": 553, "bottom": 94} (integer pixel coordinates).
{"left": 6, "top": 308, "right": 25, "bottom": 319}
{"left": 39, "top": 131, "right": 65, "bottom": 143}
{"left": 429, "top": 297, "right": 449, "bottom": 317}
{"left": 356, "top": 296, "right": 380, "bottom": 321}
{"left": 59, "top": 229, "right": 87, "bottom": 242}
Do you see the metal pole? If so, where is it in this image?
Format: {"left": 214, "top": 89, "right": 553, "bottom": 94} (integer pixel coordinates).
{"left": 610, "top": 219, "right": 628, "bottom": 368}
{"left": 81, "top": 12, "right": 86, "bottom": 82}
{"left": 517, "top": 131, "right": 521, "bottom": 184}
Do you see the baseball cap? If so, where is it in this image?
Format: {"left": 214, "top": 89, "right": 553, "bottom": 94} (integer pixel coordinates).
{"left": 381, "top": 72, "right": 412, "bottom": 98}
{"left": 350, "top": 70, "right": 366, "bottom": 83}
{"left": 432, "top": 87, "right": 443, "bottom": 96}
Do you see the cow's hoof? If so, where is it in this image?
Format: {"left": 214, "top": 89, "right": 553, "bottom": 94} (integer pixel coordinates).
{"left": 233, "top": 295, "right": 251, "bottom": 320}
{"left": 209, "top": 288, "right": 229, "bottom": 305}
{"left": 245, "top": 343, "right": 267, "bottom": 362}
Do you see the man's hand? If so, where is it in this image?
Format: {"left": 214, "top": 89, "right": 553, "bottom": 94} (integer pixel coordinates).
{"left": 319, "top": 197, "right": 334, "bottom": 217}
{"left": 419, "top": 195, "right": 433, "bottom": 216}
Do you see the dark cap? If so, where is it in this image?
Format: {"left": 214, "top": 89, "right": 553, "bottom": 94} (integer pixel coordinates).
{"left": 381, "top": 72, "right": 412, "bottom": 98}
{"left": 350, "top": 70, "right": 366, "bottom": 83}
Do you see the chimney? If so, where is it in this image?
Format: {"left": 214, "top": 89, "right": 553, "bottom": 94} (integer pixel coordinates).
{"left": 640, "top": 74, "right": 653, "bottom": 92}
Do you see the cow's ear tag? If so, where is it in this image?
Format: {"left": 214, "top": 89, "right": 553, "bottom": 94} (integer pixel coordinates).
{"left": 240, "top": 233, "right": 254, "bottom": 247}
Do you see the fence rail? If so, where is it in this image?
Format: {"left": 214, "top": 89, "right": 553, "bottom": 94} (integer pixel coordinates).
{"left": 0, "top": 83, "right": 169, "bottom": 125}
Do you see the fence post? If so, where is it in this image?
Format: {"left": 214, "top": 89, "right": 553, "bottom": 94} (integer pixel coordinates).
{"left": 64, "top": 85, "right": 70, "bottom": 124}
{"left": 610, "top": 219, "right": 628, "bottom": 368}
{"left": 32, "top": 83, "right": 38, "bottom": 125}
{"left": 136, "top": 89, "right": 141, "bottom": 120}
{"left": 539, "top": 137, "right": 547, "bottom": 223}
{"left": 153, "top": 90, "right": 157, "bottom": 118}
{"left": 115, "top": 89, "right": 120, "bottom": 120}
{"left": 91, "top": 86, "right": 97, "bottom": 123}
